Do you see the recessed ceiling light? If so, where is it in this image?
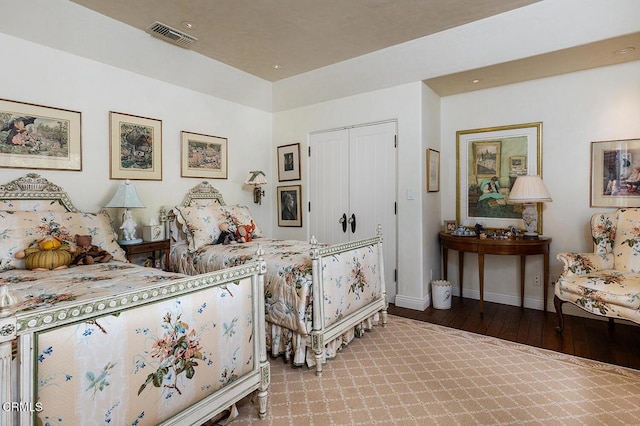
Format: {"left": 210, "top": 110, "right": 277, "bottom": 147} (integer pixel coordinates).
{"left": 182, "top": 21, "right": 195, "bottom": 29}
{"left": 614, "top": 46, "right": 635, "bottom": 55}
{"left": 471, "top": 79, "right": 481, "bottom": 84}
{"left": 272, "top": 64, "right": 282, "bottom": 70}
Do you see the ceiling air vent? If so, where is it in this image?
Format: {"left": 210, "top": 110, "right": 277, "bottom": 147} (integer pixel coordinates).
{"left": 146, "top": 21, "right": 197, "bottom": 48}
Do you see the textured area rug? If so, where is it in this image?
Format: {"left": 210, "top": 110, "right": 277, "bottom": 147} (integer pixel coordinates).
{"left": 220, "top": 315, "right": 640, "bottom": 425}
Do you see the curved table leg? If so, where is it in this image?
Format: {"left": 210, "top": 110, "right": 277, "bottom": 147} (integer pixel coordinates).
{"left": 520, "top": 255, "right": 526, "bottom": 308}
{"left": 458, "top": 251, "right": 464, "bottom": 299}
{"left": 478, "top": 253, "right": 484, "bottom": 316}
{"left": 554, "top": 295, "right": 565, "bottom": 333}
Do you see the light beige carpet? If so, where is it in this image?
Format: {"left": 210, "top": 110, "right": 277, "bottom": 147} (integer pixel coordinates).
{"left": 218, "top": 316, "right": 640, "bottom": 425}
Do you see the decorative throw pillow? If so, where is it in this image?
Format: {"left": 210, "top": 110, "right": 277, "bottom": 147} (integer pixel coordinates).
{"left": 0, "top": 210, "right": 126, "bottom": 271}
{"left": 214, "top": 205, "right": 263, "bottom": 239}
{"left": 173, "top": 205, "right": 222, "bottom": 253}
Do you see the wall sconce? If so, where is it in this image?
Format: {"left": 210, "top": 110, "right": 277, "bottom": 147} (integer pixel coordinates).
{"left": 104, "top": 179, "right": 146, "bottom": 245}
{"left": 507, "top": 175, "right": 552, "bottom": 239}
{"left": 245, "top": 171, "right": 267, "bottom": 204}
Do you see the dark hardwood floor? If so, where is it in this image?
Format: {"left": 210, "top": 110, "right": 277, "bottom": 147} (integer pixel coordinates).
{"left": 388, "top": 296, "right": 640, "bottom": 370}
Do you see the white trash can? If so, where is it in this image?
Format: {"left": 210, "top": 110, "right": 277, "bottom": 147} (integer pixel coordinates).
{"left": 431, "top": 280, "right": 452, "bottom": 310}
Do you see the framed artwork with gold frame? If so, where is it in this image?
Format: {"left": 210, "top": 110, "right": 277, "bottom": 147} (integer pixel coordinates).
{"left": 456, "top": 122, "right": 542, "bottom": 232}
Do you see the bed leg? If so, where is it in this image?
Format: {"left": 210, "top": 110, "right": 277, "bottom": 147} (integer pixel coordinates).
{"left": 311, "top": 332, "right": 324, "bottom": 377}
{"left": 554, "top": 295, "right": 565, "bottom": 333}
{"left": 257, "top": 362, "right": 270, "bottom": 418}
{"left": 0, "top": 339, "right": 14, "bottom": 426}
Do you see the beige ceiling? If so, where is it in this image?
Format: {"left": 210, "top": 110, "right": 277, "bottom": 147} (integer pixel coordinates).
{"left": 70, "top": 0, "right": 639, "bottom": 94}
{"left": 71, "top": 0, "right": 541, "bottom": 81}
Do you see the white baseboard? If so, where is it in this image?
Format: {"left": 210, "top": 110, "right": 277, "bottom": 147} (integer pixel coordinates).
{"left": 394, "top": 293, "right": 430, "bottom": 311}
{"left": 451, "top": 287, "right": 548, "bottom": 311}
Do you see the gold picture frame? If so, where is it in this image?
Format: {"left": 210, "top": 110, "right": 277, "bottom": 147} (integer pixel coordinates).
{"left": 180, "top": 131, "right": 228, "bottom": 179}
{"left": 591, "top": 138, "right": 640, "bottom": 207}
{"left": 110, "top": 111, "right": 162, "bottom": 180}
{"left": 0, "top": 98, "right": 81, "bottom": 171}
{"left": 456, "top": 122, "right": 542, "bottom": 232}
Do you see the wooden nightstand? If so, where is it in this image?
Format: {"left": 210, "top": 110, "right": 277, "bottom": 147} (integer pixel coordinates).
{"left": 119, "top": 239, "right": 171, "bottom": 270}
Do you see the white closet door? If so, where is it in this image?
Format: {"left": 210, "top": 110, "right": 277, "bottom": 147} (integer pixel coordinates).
{"left": 309, "top": 121, "right": 397, "bottom": 302}
{"left": 349, "top": 122, "right": 397, "bottom": 301}
{"left": 348, "top": 122, "right": 396, "bottom": 241}
{"left": 308, "top": 128, "right": 350, "bottom": 244}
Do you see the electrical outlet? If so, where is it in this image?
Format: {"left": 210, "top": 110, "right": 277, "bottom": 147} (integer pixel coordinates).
{"left": 533, "top": 274, "right": 541, "bottom": 286}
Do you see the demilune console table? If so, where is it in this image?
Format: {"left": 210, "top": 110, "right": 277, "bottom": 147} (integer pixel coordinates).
{"left": 439, "top": 232, "right": 551, "bottom": 314}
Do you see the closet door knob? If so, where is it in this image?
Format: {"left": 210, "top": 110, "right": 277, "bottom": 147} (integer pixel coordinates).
{"left": 339, "top": 213, "right": 347, "bottom": 233}
{"left": 348, "top": 213, "right": 356, "bottom": 233}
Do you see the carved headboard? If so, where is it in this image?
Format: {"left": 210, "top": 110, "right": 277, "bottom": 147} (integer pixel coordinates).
{"left": 179, "top": 181, "right": 227, "bottom": 207}
{"left": 0, "top": 173, "right": 79, "bottom": 212}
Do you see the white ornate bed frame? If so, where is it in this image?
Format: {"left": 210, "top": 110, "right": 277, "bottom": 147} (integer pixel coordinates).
{"left": 173, "top": 181, "right": 388, "bottom": 376}
{"left": 0, "top": 174, "right": 270, "bottom": 425}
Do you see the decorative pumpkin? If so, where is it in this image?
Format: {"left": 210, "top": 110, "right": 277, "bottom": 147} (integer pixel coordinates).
{"left": 25, "top": 248, "right": 72, "bottom": 270}
{"left": 15, "top": 235, "right": 74, "bottom": 271}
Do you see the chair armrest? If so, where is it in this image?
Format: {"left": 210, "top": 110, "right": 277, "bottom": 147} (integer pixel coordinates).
{"left": 556, "top": 252, "right": 614, "bottom": 276}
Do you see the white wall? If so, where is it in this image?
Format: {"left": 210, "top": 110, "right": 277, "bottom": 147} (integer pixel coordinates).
{"left": 0, "top": 34, "right": 273, "bottom": 235}
{"left": 0, "top": 0, "right": 273, "bottom": 112}
{"left": 440, "top": 61, "right": 640, "bottom": 311}
{"left": 273, "top": 82, "right": 428, "bottom": 305}
{"left": 421, "top": 84, "right": 442, "bottom": 305}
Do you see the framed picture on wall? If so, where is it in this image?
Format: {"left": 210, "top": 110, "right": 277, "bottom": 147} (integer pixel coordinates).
{"left": 456, "top": 122, "right": 542, "bottom": 232}
{"left": 0, "top": 98, "right": 82, "bottom": 171}
{"left": 591, "top": 138, "right": 640, "bottom": 207}
{"left": 180, "top": 131, "right": 228, "bottom": 179}
{"left": 110, "top": 111, "right": 162, "bottom": 180}
{"left": 277, "top": 185, "right": 302, "bottom": 227}
{"left": 427, "top": 148, "right": 440, "bottom": 192}
{"left": 277, "top": 143, "right": 301, "bottom": 181}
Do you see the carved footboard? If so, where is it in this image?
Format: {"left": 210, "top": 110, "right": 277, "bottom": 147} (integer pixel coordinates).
{"left": 0, "top": 261, "right": 269, "bottom": 426}
{"left": 309, "top": 226, "right": 388, "bottom": 377}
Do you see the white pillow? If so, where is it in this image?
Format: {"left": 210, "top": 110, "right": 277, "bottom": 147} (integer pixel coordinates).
{"left": 0, "top": 210, "right": 126, "bottom": 270}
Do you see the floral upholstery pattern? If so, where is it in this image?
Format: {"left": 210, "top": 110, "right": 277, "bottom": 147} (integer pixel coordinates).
{"left": 556, "top": 208, "right": 640, "bottom": 324}
{"left": 173, "top": 205, "right": 222, "bottom": 252}
{"left": 173, "top": 204, "right": 263, "bottom": 253}
{"left": 5, "top": 262, "right": 255, "bottom": 425}
{"left": 170, "top": 238, "right": 382, "bottom": 366}
{"left": 0, "top": 210, "right": 126, "bottom": 270}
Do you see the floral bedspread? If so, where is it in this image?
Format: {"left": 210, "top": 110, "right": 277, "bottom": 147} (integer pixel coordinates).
{"left": 171, "top": 238, "right": 315, "bottom": 335}
{"left": 1, "top": 262, "right": 185, "bottom": 317}
{"left": 1, "top": 262, "right": 257, "bottom": 425}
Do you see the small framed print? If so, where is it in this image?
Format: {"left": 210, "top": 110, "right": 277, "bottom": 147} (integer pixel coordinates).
{"left": 180, "top": 131, "right": 228, "bottom": 179}
{"left": 444, "top": 220, "right": 457, "bottom": 233}
{"left": 277, "top": 185, "right": 302, "bottom": 227}
{"left": 427, "top": 148, "right": 440, "bottom": 192}
{"left": 110, "top": 111, "right": 162, "bottom": 180}
{"left": 277, "top": 143, "right": 301, "bottom": 181}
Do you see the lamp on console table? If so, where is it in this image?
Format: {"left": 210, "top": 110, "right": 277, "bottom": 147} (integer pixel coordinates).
{"left": 507, "top": 175, "right": 552, "bottom": 239}
{"left": 105, "top": 179, "right": 145, "bottom": 245}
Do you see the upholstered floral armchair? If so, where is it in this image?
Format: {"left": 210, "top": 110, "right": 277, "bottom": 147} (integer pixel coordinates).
{"left": 555, "top": 208, "right": 640, "bottom": 332}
